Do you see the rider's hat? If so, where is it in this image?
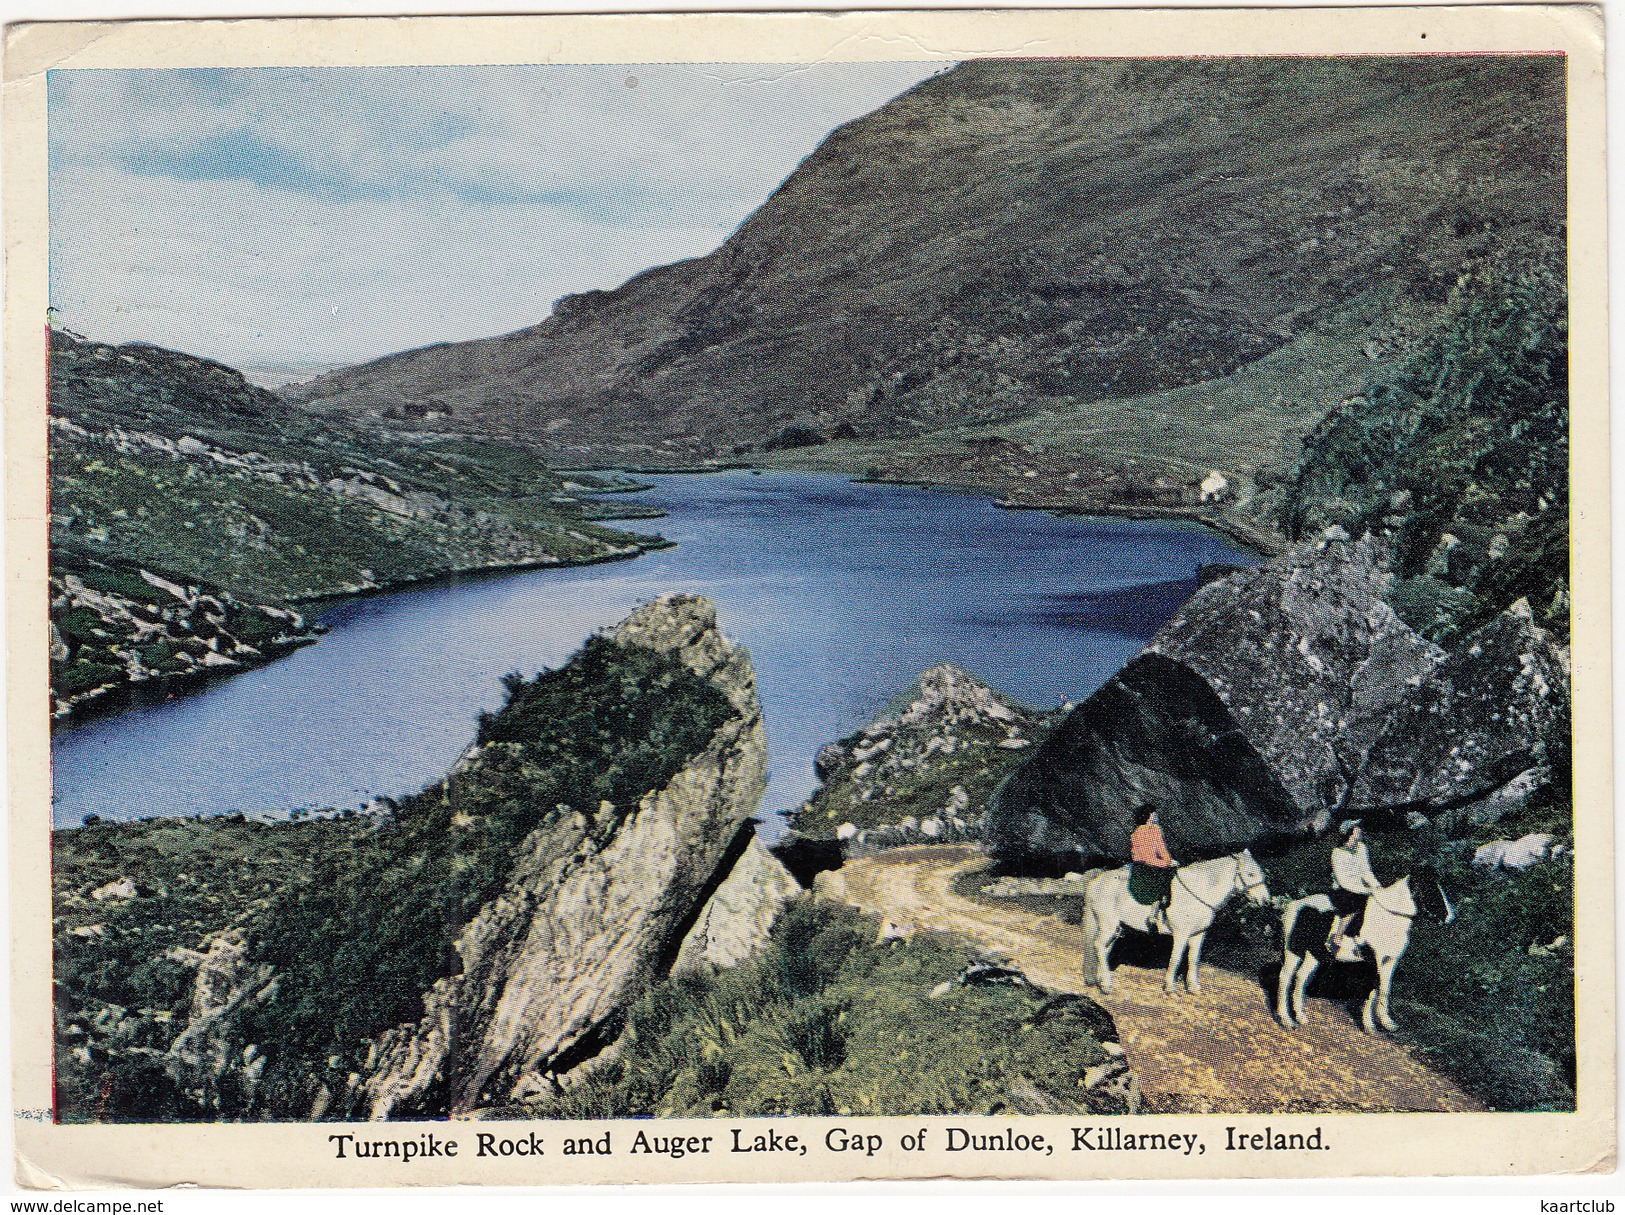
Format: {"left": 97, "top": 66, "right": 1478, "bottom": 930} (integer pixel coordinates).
{"left": 1338, "top": 818, "right": 1363, "bottom": 837}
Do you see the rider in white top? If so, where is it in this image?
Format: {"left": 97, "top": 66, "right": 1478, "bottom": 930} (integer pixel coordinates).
{"left": 1328, "top": 821, "right": 1382, "bottom": 956}
{"left": 1332, "top": 833, "right": 1382, "bottom": 892}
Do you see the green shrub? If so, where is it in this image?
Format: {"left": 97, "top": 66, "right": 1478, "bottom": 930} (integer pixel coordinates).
{"left": 781, "top": 1000, "right": 849, "bottom": 1071}
{"left": 54, "top": 660, "right": 123, "bottom": 697}
{"left": 1283, "top": 249, "right": 1569, "bottom": 643}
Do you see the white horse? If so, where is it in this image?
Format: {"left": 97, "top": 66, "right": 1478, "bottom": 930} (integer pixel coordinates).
{"left": 1276, "top": 866, "right": 1454, "bottom": 1033}
{"left": 1081, "top": 849, "right": 1270, "bottom": 994}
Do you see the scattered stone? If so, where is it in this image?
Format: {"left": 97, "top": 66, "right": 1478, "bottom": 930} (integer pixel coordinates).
{"left": 956, "top": 960, "right": 1029, "bottom": 988}
{"left": 1473, "top": 833, "right": 1557, "bottom": 871}
{"left": 875, "top": 918, "right": 916, "bottom": 946}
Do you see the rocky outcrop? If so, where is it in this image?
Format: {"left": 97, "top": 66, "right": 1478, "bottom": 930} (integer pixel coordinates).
{"left": 354, "top": 593, "right": 769, "bottom": 1118}
{"left": 164, "top": 931, "right": 278, "bottom": 1114}
{"left": 674, "top": 839, "right": 801, "bottom": 972}
{"left": 990, "top": 531, "right": 1571, "bottom": 864}
{"left": 1352, "top": 599, "right": 1569, "bottom": 813}
{"left": 49, "top": 565, "right": 323, "bottom": 722}
{"left": 787, "top": 664, "right": 1051, "bottom": 842}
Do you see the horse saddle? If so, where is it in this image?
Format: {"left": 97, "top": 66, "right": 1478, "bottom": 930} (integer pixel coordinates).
{"left": 1128, "top": 863, "right": 1173, "bottom": 906}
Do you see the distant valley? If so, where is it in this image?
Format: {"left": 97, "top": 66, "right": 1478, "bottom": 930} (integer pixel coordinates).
{"left": 283, "top": 56, "right": 1565, "bottom": 545}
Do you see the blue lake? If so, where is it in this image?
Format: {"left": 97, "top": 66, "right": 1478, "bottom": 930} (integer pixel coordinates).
{"left": 49, "top": 471, "right": 1254, "bottom": 833}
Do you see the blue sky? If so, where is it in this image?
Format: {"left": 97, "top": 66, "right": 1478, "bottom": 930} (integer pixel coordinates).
{"left": 47, "top": 62, "right": 944, "bottom": 383}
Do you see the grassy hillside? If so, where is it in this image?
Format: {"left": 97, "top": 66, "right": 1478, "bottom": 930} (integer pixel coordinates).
{"left": 530, "top": 900, "right": 1134, "bottom": 1118}
{"left": 48, "top": 330, "right": 663, "bottom": 718}
{"left": 1282, "top": 244, "right": 1569, "bottom": 644}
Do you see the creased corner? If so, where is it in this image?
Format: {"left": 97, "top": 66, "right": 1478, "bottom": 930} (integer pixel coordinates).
{"left": 14, "top": 1143, "right": 72, "bottom": 1193}
{"left": 4, "top": 21, "right": 121, "bottom": 87}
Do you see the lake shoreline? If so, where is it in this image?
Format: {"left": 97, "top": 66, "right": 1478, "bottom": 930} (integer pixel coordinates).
{"left": 287, "top": 536, "right": 670, "bottom": 607}
{"left": 562, "top": 459, "right": 1284, "bottom": 558}
{"left": 49, "top": 467, "right": 1257, "bottom": 735}
{"left": 50, "top": 631, "right": 326, "bottom": 734}
{"left": 48, "top": 536, "right": 672, "bottom": 734}
{"left": 51, "top": 470, "right": 1257, "bottom": 829}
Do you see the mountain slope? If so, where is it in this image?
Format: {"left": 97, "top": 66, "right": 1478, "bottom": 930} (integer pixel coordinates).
{"left": 285, "top": 55, "right": 1565, "bottom": 503}
{"left": 48, "top": 330, "right": 663, "bottom": 718}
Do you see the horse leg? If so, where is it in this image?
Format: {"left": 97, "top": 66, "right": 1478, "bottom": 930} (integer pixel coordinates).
{"left": 1373, "top": 954, "right": 1401, "bottom": 1032}
{"left": 1184, "top": 930, "right": 1207, "bottom": 993}
{"left": 1094, "top": 926, "right": 1120, "bottom": 995}
{"left": 1163, "top": 928, "right": 1189, "bottom": 994}
{"left": 1290, "top": 953, "right": 1320, "bottom": 1026}
{"left": 1080, "top": 904, "right": 1100, "bottom": 986}
{"left": 1277, "top": 953, "right": 1301, "bottom": 1026}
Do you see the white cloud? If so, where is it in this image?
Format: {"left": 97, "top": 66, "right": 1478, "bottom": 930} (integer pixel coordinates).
{"left": 48, "top": 61, "right": 946, "bottom": 376}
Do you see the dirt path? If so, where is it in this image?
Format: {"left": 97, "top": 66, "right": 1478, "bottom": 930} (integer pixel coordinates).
{"left": 820, "top": 845, "right": 1481, "bottom": 1114}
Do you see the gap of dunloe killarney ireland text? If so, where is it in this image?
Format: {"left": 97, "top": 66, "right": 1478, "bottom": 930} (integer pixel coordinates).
{"left": 39, "top": 52, "right": 1579, "bottom": 1137}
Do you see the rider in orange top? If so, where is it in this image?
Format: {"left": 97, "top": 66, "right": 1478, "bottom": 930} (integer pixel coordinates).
{"left": 1129, "top": 806, "right": 1179, "bottom": 931}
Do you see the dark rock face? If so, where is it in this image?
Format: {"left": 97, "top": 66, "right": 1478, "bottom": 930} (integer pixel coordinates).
{"left": 1353, "top": 600, "right": 1570, "bottom": 811}
{"left": 991, "top": 533, "right": 1570, "bottom": 865}
{"left": 1146, "top": 532, "right": 1442, "bottom": 819}
{"left": 991, "top": 653, "right": 1302, "bottom": 865}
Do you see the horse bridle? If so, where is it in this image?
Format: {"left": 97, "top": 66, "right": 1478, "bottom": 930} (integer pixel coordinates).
{"left": 1174, "top": 855, "right": 1266, "bottom": 912}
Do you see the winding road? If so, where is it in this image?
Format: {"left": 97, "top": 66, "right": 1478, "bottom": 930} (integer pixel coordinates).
{"left": 819, "top": 845, "right": 1481, "bottom": 1114}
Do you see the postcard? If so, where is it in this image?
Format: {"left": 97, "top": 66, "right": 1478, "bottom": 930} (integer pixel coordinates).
{"left": 4, "top": 5, "right": 1611, "bottom": 1187}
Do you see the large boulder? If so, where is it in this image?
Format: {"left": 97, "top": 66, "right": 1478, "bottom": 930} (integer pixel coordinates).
{"left": 990, "top": 534, "right": 1568, "bottom": 866}
{"left": 992, "top": 533, "right": 1423, "bottom": 862}
{"left": 989, "top": 649, "right": 1306, "bottom": 863}
{"left": 1146, "top": 531, "right": 1441, "bottom": 818}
